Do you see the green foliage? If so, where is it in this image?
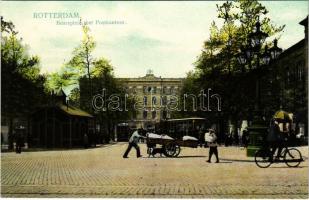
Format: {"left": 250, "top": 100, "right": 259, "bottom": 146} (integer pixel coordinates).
{"left": 45, "top": 65, "right": 77, "bottom": 91}
{"left": 181, "top": 0, "right": 285, "bottom": 124}
{"left": 91, "top": 58, "right": 114, "bottom": 78}
{"left": 47, "top": 24, "right": 97, "bottom": 92}
{"left": 69, "top": 88, "right": 80, "bottom": 108}
{"left": 1, "top": 17, "right": 48, "bottom": 148}
{"left": 69, "top": 24, "right": 96, "bottom": 79}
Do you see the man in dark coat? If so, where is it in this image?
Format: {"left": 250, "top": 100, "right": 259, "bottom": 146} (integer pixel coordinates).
{"left": 267, "top": 119, "right": 283, "bottom": 160}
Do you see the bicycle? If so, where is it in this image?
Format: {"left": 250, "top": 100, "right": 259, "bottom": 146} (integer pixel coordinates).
{"left": 254, "top": 145, "right": 303, "bottom": 168}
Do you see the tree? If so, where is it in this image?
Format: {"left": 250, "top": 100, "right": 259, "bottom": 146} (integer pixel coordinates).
{"left": 46, "top": 65, "right": 77, "bottom": 91}
{"left": 47, "top": 24, "right": 96, "bottom": 93}
{"left": 69, "top": 88, "right": 80, "bottom": 108}
{"left": 1, "top": 17, "right": 47, "bottom": 149}
{"left": 180, "top": 0, "right": 285, "bottom": 139}
{"left": 68, "top": 24, "right": 96, "bottom": 94}
{"left": 80, "top": 60, "right": 135, "bottom": 143}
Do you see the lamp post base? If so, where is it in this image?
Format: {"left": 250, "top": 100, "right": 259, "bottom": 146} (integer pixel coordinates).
{"left": 246, "top": 114, "right": 268, "bottom": 157}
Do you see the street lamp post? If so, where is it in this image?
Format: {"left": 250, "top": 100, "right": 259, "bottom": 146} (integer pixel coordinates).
{"left": 237, "top": 19, "right": 282, "bottom": 156}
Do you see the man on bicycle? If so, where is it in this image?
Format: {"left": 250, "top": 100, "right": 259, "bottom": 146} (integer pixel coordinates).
{"left": 267, "top": 111, "right": 294, "bottom": 161}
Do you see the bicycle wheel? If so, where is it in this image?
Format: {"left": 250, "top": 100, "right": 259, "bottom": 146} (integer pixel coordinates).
{"left": 284, "top": 148, "right": 303, "bottom": 167}
{"left": 255, "top": 149, "right": 272, "bottom": 168}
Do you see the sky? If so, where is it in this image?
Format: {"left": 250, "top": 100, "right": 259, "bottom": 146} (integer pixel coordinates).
{"left": 1, "top": 1, "right": 308, "bottom": 78}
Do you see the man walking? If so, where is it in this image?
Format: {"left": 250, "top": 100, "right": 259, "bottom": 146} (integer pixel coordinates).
{"left": 205, "top": 129, "right": 219, "bottom": 163}
{"left": 123, "top": 128, "right": 145, "bottom": 158}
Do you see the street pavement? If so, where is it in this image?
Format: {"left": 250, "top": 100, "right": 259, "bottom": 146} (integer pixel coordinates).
{"left": 1, "top": 143, "right": 308, "bottom": 198}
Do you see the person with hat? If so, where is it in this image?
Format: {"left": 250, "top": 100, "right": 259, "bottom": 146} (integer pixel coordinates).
{"left": 205, "top": 128, "right": 219, "bottom": 163}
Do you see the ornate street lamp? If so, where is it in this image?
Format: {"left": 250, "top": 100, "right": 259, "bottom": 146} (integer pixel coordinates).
{"left": 269, "top": 39, "right": 283, "bottom": 60}
{"left": 248, "top": 21, "right": 269, "bottom": 51}
{"left": 261, "top": 45, "right": 271, "bottom": 65}
{"left": 237, "top": 51, "right": 247, "bottom": 66}
{"left": 236, "top": 19, "right": 283, "bottom": 156}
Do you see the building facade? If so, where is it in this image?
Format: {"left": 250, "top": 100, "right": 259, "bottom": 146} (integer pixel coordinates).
{"left": 117, "top": 70, "right": 184, "bottom": 129}
{"left": 260, "top": 16, "right": 308, "bottom": 138}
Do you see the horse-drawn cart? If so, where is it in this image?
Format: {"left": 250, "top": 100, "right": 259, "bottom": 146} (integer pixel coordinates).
{"left": 146, "top": 133, "right": 199, "bottom": 157}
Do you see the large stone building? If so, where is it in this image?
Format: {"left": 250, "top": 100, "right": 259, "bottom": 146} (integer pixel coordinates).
{"left": 117, "top": 70, "right": 184, "bottom": 129}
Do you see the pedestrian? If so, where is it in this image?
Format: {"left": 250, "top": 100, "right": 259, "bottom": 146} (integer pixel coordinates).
{"left": 242, "top": 128, "right": 249, "bottom": 148}
{"left": 15, "top": 132, "right": 24, "bottom": 154}
{"left": 205, "top": 129, "right": 219, "bottom": 163}
{"left": 83, "top": 133, "right": 89, "bottom": 149}
{"left": 198, "top": 127, "right": 204, "bottom": 147}
{"left": 123, "top": 129, "right": 145, "bottom": 158}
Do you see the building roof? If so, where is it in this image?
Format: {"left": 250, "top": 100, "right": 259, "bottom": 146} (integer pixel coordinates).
{"left": 58, "top": 103, "right": 93, "bottom": 118}
{"left": 299, "top": 16, "right": 308, "bottom": 26}
{"left": 117, "top": 71, "right": 184, "bottom": 83}
{"left": 54, "top": 88, "right": 67, "bottom": 97}
{"left": 166, "top": 117, "right": 206, "bottom": 122}
{"left": 279, "top": 39, "right": 305, "bottom": 58}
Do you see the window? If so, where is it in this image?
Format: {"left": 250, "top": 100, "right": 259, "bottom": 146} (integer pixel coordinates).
{"left": 163, "top": 86, "right": 167, "bottom": 94}
{"left": 143, "top": 86, "right": 147, "bottom": 94}
{"left": 287, "top": 70, "right": 290, "bottom": 85}
{"left": 153, "top": 86, "right": 157, "bottom": 94}
{"left": 161, "top": 96, "right": 167, "bottom": 106}
{"left": 143, "top": 110, "right": 148, "bottom": 119}
{"left": 162, "top": 110, "right": 167, "bottom": 119}
{"left": 171, "top": 86, "right": 175, "bottom": 94}
{"left": 143, "top": 96, "right": 147, "bottom": 106}
{"left": 152, "top": 96, "right": 157, "bottom": 105}
{"left": 152, "top": 111, "right": 156, "bottom": 119}
{"left": 132, "top": 86, "right": 137, "bottom": 94}
{"left": 148, "top": 86, "right": 152, "bottom": 93}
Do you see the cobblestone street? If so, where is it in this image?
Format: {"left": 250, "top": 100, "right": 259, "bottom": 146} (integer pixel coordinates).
{"left": 1, "top": 143, "right": 308, "bottom": 198}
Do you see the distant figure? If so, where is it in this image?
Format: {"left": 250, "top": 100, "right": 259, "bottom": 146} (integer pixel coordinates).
{"left": 15, "top": 133, "right": 24, "bottom": 154}
{"left": 242, "top": 128, "right": 249, "bottom": 148}
{"left": 198, "top": 128, "right": 204, "bottom": 147}
{"left": 205, "top": 129, "right": 219, "bottom": 163}
{"left": 83, "top": 133, "right": 89, "bottom": 149}
{"left": 123, "top": 129, "right": 145, "bottom": 158}
{"left": 1, "top": 132, "right": 3, "bottom": 147}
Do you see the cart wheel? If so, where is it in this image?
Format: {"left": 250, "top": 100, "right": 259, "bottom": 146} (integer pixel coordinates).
{"left": 164, "top": 143, "right": 177, "bottom": 157}
{"left": 173, "top": 145, "right": 181, "bottom": 157}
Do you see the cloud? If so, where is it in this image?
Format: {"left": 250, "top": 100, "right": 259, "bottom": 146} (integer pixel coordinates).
{"left": 2, "top": 1, "right": 308, "bottom": 77}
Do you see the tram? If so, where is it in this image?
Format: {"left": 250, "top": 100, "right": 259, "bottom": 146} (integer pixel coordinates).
{"left": 156, "top": 117, "right": 208, "bottom": 140}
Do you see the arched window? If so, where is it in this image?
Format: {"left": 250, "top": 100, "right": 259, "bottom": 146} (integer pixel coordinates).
{"left": 148, "top": 86, "right": 152, "bottom": 93}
